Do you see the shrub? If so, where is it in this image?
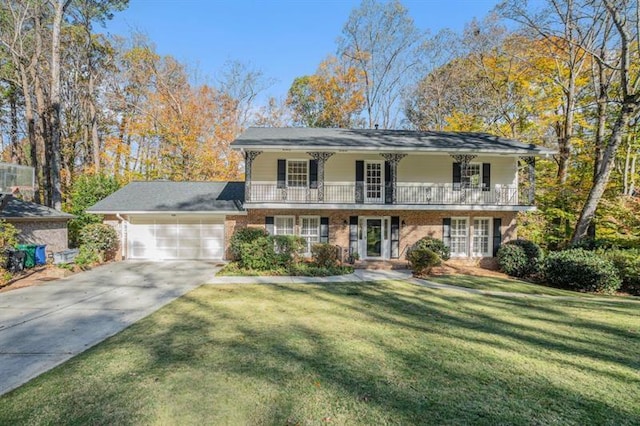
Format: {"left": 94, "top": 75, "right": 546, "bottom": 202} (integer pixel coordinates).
{"left": 74, "top": 245, "right": 101, "bottom": 269}
{"left": 408, "top": 236, "right": 450, "bottom": 261}
{"left": 229, "top": 228, "right": 276, "bottom": 270}
{"left": 288, "top": 262, "right": 354, "bottom": 277}
{"left": 407, "top": 248, "right": 441, "bottom": 276}
{"left": 0, "top": 220, "right": 20, "bottom": 268}
{"left": 497, "top": 239, "right": 543, "bottom": 278}
{"left": 273, "top": 235, "right": 305, "bottom": 267}
{"left": 311, "top": 243, "right": 340, "bottom": 268}
{"left": 571, "top": 237, "right": 640, "bottom": 251}
{"left": 544, "top": 249, "right": 621, "bottom": 294}
{"left": 80, "top": 223, "right": 118, "bottom": 260}
{"left": 604, "top": 249, "right": 640, "bottom": 295}
{"left": 66, "top": 174, "right": 120, "bottom": 247}
{"left": 497, "top": 244, "right": 528, "bottom": 277}
{"left": 229, "top": 227, "right": 270, "bottom": 260}
{"left": 236, "top": 238, "right": 278, "bottom": 270}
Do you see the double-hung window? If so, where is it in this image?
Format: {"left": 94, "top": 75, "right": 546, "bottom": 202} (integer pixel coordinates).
{"left": 287, "top": 160, "right": 308, "bottom": 188}
{"left": 274, "top": 216, "right": 295, "bottom": 235}
{"left": 472, "top": 218, "right": 490, "bottom": 256}
{"left": 300, "top": 216, "right": 320, "bottom": 255}
{"left": 450, "top": 218, "right": 469, "bottom": 257}
{"left": 463, "top": 163, "right": 481, "bottom": 188}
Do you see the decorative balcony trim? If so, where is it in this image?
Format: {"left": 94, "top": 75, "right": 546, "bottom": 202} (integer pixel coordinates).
{"left": 244, "top": 150, "right": 262, "bottom": 202}
{"left": 242, "top": 202, "right": 537, "bottom": 212}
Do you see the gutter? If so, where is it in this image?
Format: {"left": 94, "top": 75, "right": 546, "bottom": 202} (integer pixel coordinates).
{"left": 87, "top": 210, "right": 247, "bottom": 215}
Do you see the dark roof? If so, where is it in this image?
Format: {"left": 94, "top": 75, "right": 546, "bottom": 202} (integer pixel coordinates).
{"left": 0, "top": 197, "right": 74, "bottom": 220}
{"left": 232, "top": 127, "right": 555, "bottom": 155}
{"left": 87, "top": 181, "right": 245, "bottom": 214}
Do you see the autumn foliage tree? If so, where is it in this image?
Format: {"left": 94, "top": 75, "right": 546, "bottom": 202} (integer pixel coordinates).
{"left": 287, "top": 56, "right": 364, "bottom": 128}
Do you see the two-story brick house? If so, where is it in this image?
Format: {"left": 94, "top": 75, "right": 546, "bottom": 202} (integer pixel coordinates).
{"left": 229, "top": 127, "right": 552, "bottom": 261}
{"left": 90, "top": 127, "right": 552, "bottom": 262}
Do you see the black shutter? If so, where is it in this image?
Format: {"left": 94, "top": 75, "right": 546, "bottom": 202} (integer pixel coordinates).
{"left": 277, "top": 159, "right": 286, "bottom": 189}
{"left": 309, "top": 160, "right": 318, "bottom": 189}
{"left": 453, "top": 163, "right": 461, "bottom": 191}
{"left": 265, "top": 216, "right": 274, "bottom": 235}
{"left": 391, "top": 216, "right": 400, "bottom": 259}
{"left": 482, "top": 163, "right": 491, "bottom": 192}
{"left": 443, "top": 218, "right": 451, "bottom": 248}
{"left": 384, "top": 161, "right": 393, "bottom": 204}
{"left": 492, "top": 218, "right": 502, "bottom": 256}
{"left": 349, "top": 216, "right": 358, "bottom": 256}
{"left": 320, "top": 217, "right": 329, "bottom": 243}
{"left": 355, "top": 161, "right": 364, "bottom": 203}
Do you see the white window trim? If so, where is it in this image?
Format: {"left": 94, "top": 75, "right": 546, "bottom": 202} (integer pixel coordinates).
{"left": 299, "top": 215, "right": 321, "bottom": 255}
{"left": 274, "top": 215, "right": 295, "bottom": 235}
{"left": 364, "top": 160, "right": 385, "bottom": 202}
{"left": 450, "top": 216, "right": 469, "bottom": 258}
{"left": 286, "top": 159, "right": 309, "bottom": 188}
{"left": 463, "top": 162, "right": 483, "bottom": 188}
{"left": 471, "top": 217, "right": 492, "bottom": 257}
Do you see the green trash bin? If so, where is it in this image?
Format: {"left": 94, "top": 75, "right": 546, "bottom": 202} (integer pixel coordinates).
{"left": 16, "top": 244, "right": 37, "bottom": 268}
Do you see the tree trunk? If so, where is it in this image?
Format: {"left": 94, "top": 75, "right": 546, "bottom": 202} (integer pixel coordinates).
{"left": 48, "top": 0, "right": 70, "bottom": 210}
{"left": 8, "top": 84, "right": 20, "bottom": 164}
{"left": 18, "top": 64, "right": 40, "bottom": 203}
{"left": 572, "top": 103, "right": 638, "bottom": 243}
{"left": 89, "top": 70, "right": 100, "bottom": 172}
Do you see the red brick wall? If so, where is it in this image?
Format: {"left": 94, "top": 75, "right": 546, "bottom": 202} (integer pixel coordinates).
{"left": 235, "top": 209, "right": 517, "bottom": 259}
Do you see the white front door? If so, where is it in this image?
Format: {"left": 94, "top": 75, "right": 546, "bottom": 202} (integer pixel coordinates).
{"left": 365, "top": 161, "right": 383, "bottom": 203}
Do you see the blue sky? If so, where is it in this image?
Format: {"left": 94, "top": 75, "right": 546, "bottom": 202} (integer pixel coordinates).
{"left": 103, "top": 0, "right": 501, "bottom": 99}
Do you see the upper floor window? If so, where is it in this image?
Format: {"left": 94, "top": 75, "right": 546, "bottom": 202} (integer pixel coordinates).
{"left": 287, "top": 160, "right": 308, "bottom": 188}
{"left": 463, "top": 163, "right": 481, "bottom": 188}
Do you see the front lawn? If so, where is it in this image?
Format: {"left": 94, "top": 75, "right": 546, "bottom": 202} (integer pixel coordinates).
{"left": 1, "top": 281, "right": 639, "bottom": 425}
{"left": 427, "top": 274, "right": 596, "bottom": 296}
{"left": 427, "top": 274, "right": 639, "bottom": 298}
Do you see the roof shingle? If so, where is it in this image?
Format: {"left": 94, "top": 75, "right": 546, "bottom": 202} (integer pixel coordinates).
{"left": 87, "top": 181, "right": 245, "bottom": 213}
{"left": 232, "top": 127, "right": 555, "bottom": 155}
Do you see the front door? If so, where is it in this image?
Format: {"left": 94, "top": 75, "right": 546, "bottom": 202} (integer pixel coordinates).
{"left": 366, "top": 218, "right": 383, "bottom": 258}
{"left": 365, "top": 162, "right": 383, "bottom": 203}
{"left": 360, "top": 217, "right": 390, "bottom": 259}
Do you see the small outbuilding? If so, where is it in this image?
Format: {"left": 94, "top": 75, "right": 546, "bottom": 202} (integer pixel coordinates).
{"left": 0, "top": 197, "right": 74, "bottom": 255}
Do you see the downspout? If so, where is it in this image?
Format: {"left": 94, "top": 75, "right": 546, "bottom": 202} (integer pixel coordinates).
{"left": 116, "top": 213, "right": 127, "bottom": 259}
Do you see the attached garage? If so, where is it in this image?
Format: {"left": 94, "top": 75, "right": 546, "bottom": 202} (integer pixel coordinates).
{"left": 87, "top": 181, "right": 245, "bottom": 261}
{"left": 127, "top": 215, "right": 225, "bottom": 260}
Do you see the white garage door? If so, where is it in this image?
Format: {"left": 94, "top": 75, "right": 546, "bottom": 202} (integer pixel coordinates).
{"left": 127, "top": 215, "right": 225, "bottom": 260}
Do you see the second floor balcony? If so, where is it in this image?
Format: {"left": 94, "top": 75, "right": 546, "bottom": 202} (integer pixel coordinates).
{"left": 247, "top": 182, "right": 532, "bottom": 206}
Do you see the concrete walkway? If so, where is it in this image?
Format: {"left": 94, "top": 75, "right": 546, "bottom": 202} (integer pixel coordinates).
{"left": 0, "top": 261, "right": 220, "bottom": 397}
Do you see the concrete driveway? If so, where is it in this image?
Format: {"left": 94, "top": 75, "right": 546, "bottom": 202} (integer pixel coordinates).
{"left": 0, "top": 260, "right": 220, "bottom": 396}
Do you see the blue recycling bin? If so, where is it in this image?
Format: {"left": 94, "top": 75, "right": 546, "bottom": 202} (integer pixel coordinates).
{"left": 35, "top": 245, "right": 47, "bottom": 266}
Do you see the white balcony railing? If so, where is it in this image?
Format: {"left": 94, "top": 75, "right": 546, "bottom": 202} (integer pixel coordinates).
{"left": 248, "top": 183, "right": 529, "bottom": 206}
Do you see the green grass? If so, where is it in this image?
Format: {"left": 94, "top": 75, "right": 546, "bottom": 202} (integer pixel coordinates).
{"left": 427, "top": 274, "right": 612, "bottom": 297}
{"left": 1, "top": 280, "right": 639, "bottom": 425}
{"left": 218, "top": 261, "right": 353, "bottom": 277}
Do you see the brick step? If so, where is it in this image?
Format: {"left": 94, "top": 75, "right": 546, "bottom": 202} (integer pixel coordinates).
{"left": 353, "top": 260, "right": 409, "bottom": 270}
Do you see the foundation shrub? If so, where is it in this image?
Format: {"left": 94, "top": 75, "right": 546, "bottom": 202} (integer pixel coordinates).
{"left": 497, "top": 239, "right": 543, "bottom": 278}
{"left": 407, "top": 248, "right": 441, "bottom": 276}
{"left": 407, "top": 236, "right": 450, "bottom": 261}
{"left": 311, "top": 243, "right": 340, "bottom": 268}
